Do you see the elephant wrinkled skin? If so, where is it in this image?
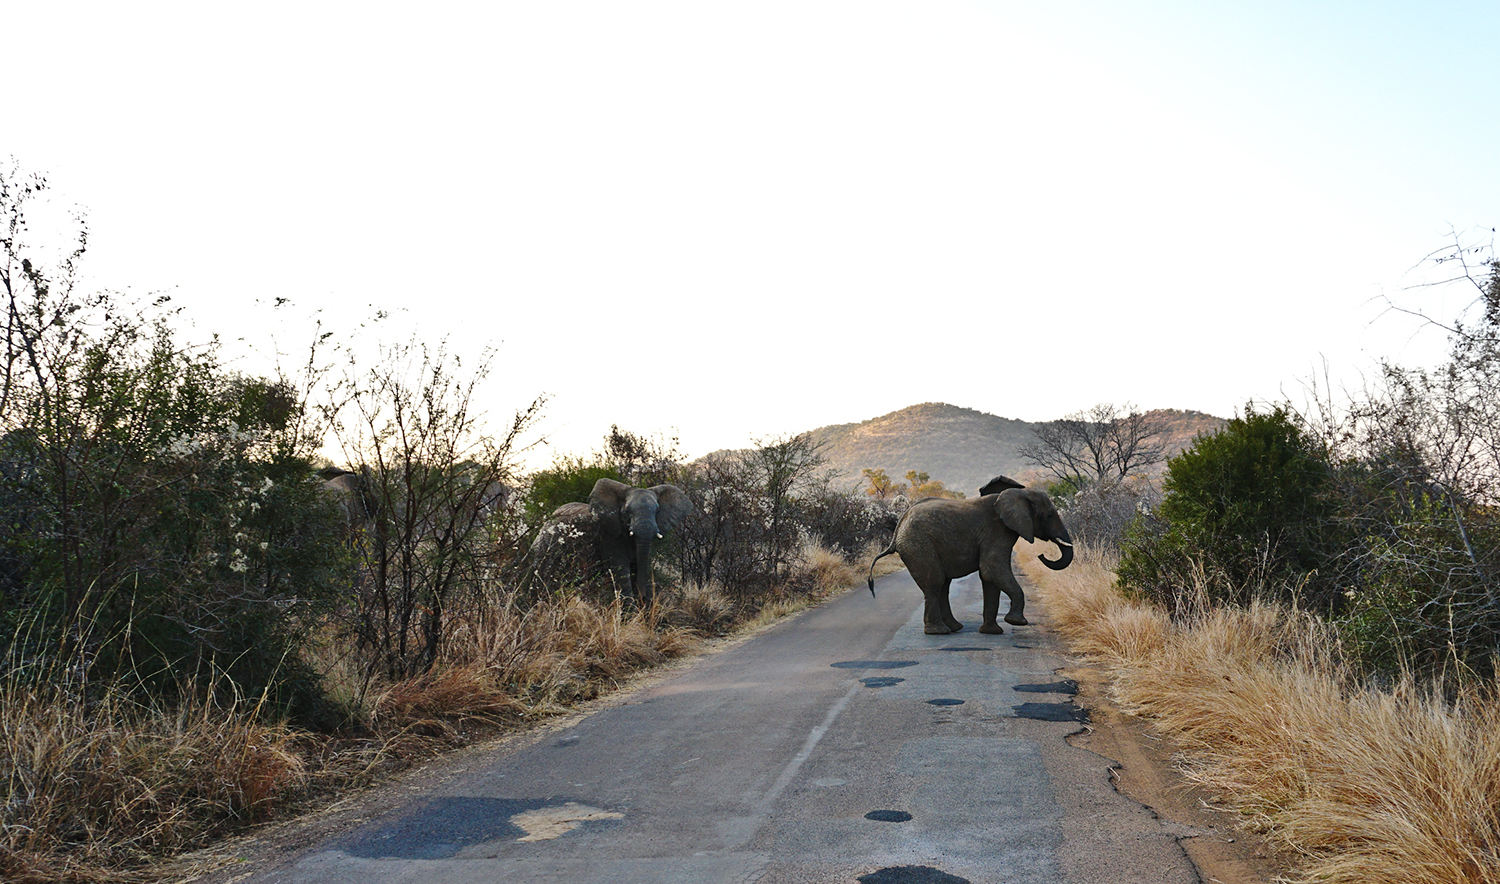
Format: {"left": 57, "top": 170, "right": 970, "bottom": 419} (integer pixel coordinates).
{"left": 869, "top": 475, "right": 1074, "bottom": 635}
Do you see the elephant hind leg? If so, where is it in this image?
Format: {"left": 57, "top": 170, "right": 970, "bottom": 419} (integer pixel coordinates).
{"left": 937, "top": 579, "right": 963, "bottom": 633}
{"left": 919, "top": 578, "right": 963, "bottom": 635}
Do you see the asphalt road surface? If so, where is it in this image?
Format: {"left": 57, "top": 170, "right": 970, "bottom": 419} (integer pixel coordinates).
{"left": 231, "top": 570, "right": 1201, "bottom": 884}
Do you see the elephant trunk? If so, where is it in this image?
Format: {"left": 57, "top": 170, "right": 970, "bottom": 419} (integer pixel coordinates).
{"left": 1039, "top": 535, "right": 1074, "bottom": 571}
{"left": 634, "top": 533, "right": 655, "bottom": 600}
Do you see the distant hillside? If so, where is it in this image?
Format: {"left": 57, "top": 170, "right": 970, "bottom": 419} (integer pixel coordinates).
{"left": 808, "top": 402, "right": 1224, "bottom": 495}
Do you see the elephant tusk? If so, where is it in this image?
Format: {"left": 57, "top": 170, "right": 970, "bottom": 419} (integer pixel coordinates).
{"left": 657, "top": 532, "right": 664, "bottom": 539}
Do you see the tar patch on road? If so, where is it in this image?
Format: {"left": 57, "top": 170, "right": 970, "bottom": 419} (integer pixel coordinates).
{"left": 864, "top": 809, "right": 914, "bottom": 822}
{"left": 832, "top": 660, "right": 919, "bottom": 670}
{"left": 858, "top": 866, "right": 971, "bottom": 883}
{"left": 1012, "top": 679, "right": 1079, "bottom": 695}
{"left": 861, "top": 676, "right": 905, "bottom": 688}
{"left": 937, "top": 646, "right": 990, "bottom": 652}
{"left": 925, "top": 698, "right": 965, "bottom": 706}
{"left": 336, "top": 797, "right": 623, "bottom": 859}
{"left": 1012, "top": 701, "right": 1089, "bottom": 723}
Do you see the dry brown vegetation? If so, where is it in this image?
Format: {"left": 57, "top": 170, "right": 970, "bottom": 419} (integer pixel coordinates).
{"left": 1022, "top": 543, "right": 1500, "bottom": 884}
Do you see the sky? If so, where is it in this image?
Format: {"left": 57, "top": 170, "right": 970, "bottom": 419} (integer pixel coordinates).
{"left": 6, "top": 1, "right": 1497, "bottom": 470}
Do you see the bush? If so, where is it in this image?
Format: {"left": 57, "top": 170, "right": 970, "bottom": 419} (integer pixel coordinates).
{"left": 0, "top": 163, "right": 352, "bottom": 723}
{"left": 1056, "top": 476, "right": 1161, "bottom": 552}
{"left": 798, "top": 484, "right": 902, "bottom": 560}
{"left": 522, "top": 458, "right": 623, "bottom": 524}
{"left": 1118, "top": 404, "right": 1342, "bottom": 612}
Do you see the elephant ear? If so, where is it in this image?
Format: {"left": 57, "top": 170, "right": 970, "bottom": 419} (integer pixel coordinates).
{"left": 649, "top": 484, "right": 693, "bottom": 533}
{"left": 589, "top": 478, "right": 633, "bottom": 533}
{"left": 979, "top": 475, "right": 1025, "bottom": 497}
{"left": 994, "top": 488, "right": 1036, "bottom": 543}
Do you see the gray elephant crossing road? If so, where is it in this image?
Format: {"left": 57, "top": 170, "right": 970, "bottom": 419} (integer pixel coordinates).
{"left": 216, "top": 572, "right": 1199, "bottom": 884}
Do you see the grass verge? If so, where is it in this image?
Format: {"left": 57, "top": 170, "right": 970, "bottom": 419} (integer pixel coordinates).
{"left": 1019, "top": 542, "right": 1500, "bottom": 884}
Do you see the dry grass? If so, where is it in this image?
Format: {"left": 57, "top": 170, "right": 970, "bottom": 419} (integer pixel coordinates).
{"left": 0, "top": 678, "right": 305, "bottom": 884}
{"left": 804, "top": 540, "right": 864, "bottom": 594}
{"left": 1021, "top": 542, "right": 1500, "bottom": 884}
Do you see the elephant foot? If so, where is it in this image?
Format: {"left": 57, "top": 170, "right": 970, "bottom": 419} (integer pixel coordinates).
{"left": 1004, "top": 613, "right": 1029, "bottom": 626}
{"left": 924, "top": 623, "right": 953, "bottom": 635}
{"left": 978, "top": 622, "right": 1005, "bottom": 635}
{"left": 945, "top": 620, "right": 965, "bottom": 633}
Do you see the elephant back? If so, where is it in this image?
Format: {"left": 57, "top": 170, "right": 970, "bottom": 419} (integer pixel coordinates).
{"left": 531, "top": 502, "right": 597, "bottom": 556}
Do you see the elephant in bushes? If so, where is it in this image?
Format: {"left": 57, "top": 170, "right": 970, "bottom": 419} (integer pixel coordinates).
{"left": 533, "top": 478, "right": 693, "bottom": 602}
{"left": 869, "top": 475, "right": 1074, "bottom": 635}
{"left": 319, "top": 466, "right": 377, "bottom": 531}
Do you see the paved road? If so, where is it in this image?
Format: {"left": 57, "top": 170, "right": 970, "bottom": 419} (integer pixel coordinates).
{"left": 234, "top": 570, "right": 1199, "bottom": 884}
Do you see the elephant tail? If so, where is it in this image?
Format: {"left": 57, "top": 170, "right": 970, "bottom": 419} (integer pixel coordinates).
{"left": 867, "top": 543, "right": 898, "bottom": 597}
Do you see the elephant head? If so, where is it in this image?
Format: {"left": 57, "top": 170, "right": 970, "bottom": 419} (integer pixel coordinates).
{"left": 978, "top": 474, "right": 1024, "bottom": 496}
{"left": 992, "top": 485, "right": 1074, "bottom": 571}
{"left": 588, "top": 478, "right": 693, "bottom": 602}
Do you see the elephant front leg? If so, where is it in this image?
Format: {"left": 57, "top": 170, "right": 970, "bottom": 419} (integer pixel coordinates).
{"left": 979, "top": 570, "right": 1029, "bottom": 633}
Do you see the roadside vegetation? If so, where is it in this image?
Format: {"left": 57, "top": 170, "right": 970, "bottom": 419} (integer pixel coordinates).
{"left": 9, "top": 155, "right": 1498, "bottom": 884}
{"left": 1023, "top": 244, "right": 1500, "bottom": 884}
{"left": 0, "top": 162, "right": 901, "bottom": 883}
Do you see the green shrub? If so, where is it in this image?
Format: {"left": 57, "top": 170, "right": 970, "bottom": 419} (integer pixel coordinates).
{"left": 1, "top": 164, "right": 345, "bottom": 723}
{"left": 522, "top": 457, "right": 623, "bottom": 524}
{"left": 1118, "top": 404, "right": 1342, "bottom": 612}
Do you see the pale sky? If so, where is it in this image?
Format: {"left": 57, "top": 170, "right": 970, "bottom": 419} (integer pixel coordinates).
{"left": 7, "top": 1, "right": 1497, "bottom": 469}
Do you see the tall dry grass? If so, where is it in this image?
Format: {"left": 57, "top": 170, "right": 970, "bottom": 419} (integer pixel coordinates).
{"left": 1020, "top": 542, "right": 1500, "bottom": 884}
{"left": 0, "top": 676, "right": 305, "bottom": 884}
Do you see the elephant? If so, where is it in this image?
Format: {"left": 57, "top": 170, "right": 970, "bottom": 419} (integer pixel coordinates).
{"left": 532, "top": 478, "right": 693, "bottom": 603}
{"left": 868, "top": 475, "right": 1073, "bottom": 635}
{"left": 318, "top": 466, "right": 377, "bottom": 533}
{"left": 318, "top": 465, "right": 511, "bottom": 539}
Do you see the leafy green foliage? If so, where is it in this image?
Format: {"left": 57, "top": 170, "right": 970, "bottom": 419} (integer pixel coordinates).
{"left": 522, "top": 457, "right": 623, "bottom": 524}
{"left": 521, "top": 426, "right": 683, "bottom": 526}
{"left": 1118, "top": 404, "right": 1340, "bottom": 611}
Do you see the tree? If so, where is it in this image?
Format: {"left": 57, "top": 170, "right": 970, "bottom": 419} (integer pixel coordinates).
{"left": 602, "top": 424, "right": 682, "bottom": 486}
{"left": 1019, "top": 402, "right": 1168, "bottom": 487}
{"left": 905, "top": 470, "right": 963, "bottom": 499}
{"left": 1310, "top": 239, "right": 1500, "bottom": 674}
{"left": 748, "top": 433, "right": 830, "bottom": 584}
{"left": 862, "top": 468, "right": 906, "bottom": 500}
{"left": 325, "top": 336, "right": 543, "bottom": 678}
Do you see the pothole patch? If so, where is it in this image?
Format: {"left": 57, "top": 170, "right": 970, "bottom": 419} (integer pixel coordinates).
{"left": 925, "top": 698, "right": 965, "bottom": 706}
{"left": 863, "top": 809, "right": 913, "bottom": 822}
{"left": 858, "top": 866, "right": 970, "bottom": 883}
{"left": 509, "top": 801, "right": 623, "bottom": 842}
{"left": 860, "top": 676, "right": 905, "bottom": 688}
{"left": 832, "top": 660, "right": 919, "bottom": 670}
{"left": 1013, "top": 701, "right": 1089, "bottom": 723}
{"left": 1013, "top": 679, "right": 1079, "bottom": 695}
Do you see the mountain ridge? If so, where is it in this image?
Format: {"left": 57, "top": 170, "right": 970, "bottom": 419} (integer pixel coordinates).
{"left": 805, "top": 402, "right": 1225, "bottom": 495}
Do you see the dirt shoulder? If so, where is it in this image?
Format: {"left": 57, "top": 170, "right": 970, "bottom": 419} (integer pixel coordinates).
{"left": 1061, "top": 663, "right": 1293, "bottom": 884}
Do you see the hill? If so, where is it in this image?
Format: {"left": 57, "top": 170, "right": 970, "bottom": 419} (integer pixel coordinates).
{"left": 808, "top": 402, "right": 1224, "bottom": 495}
